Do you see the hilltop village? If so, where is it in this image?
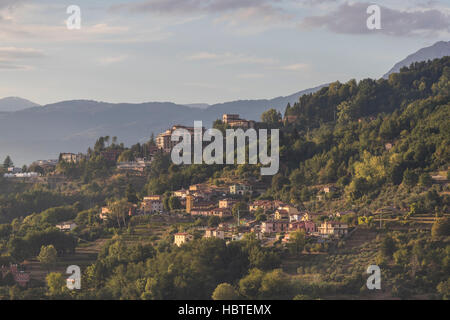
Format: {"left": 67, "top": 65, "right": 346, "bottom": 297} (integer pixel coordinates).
{"left": 0, "top": 58, "right": 449, "bottom": 299}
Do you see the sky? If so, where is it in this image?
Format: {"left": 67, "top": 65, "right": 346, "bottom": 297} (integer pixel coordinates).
{"left": 0, "top": 0, "right": 449, "bottom": 106}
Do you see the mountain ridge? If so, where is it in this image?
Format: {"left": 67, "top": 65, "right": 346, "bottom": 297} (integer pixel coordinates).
{"left": 2, "top": 41, "right": 448, "bottom": 165}
{"left": 383, "top": 40, "right": 450, "bottom": 78}
{"left": 0, "top": 97, "right": 39, "bottom": 112}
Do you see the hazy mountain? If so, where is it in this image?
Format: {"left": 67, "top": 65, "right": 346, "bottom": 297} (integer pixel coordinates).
{"left": 383, "top": 41, "right": 450, "bottom": 78}
{"left": 184, "top": 103, "right": 210, "bottom": 109}
{"left": 204, "top": 84, "right": 327, "bottom": 122}
{"left": 0, "top": 86, "right": 325, "bottom": 165}
{"left": 0, "top": 97, "right": 39, "bottom": 112}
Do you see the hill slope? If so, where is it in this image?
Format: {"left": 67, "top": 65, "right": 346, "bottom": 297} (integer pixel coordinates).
{"left": 0, "top": 87, "right": 325, "bottom": 165}
{"left": 383, "top": 41, "right": 450, "bottom": 78}
{"left": 0, "top": 97, "right": 39, "bottom": 112}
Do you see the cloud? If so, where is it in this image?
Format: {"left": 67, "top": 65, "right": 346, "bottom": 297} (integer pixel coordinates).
{"left": 0, "top": 2, "right": 172, "bottom": 44}
{"left": 113, "top": 0, "right": 277, "bottom": 14}
{"left": 186, "top": 51, "right": 278, "bottom": 65}
{"left": 98, "top": 55, "right": 128, "bottom": 66}
{"left": 281, "top": 63, "right": 308, "bottom": 71}
{"left": 183, "top": 82, "right": 221, "bottom": 89}
{"left": 186, "top": 52, "right": 220, "bottom": 61}
{"left": 0, "top": 62, "right": 30, "bottom": 70}
{"left": 237, "top": 73, "right": 265, "bottom": 79}
{"left": 300, "top": 2, "right": 450, "bottom": 37}
{"left": 0, "top": 46, "right": 44, "bottom": 70}
{"left": 0, "top": 0, "right": 28, "bottom": 10}
{"left": 111, "top": 0, "right": 292, "bottom": 28}
{"left": 0, "top": 46, "right": 44, "bottom": 58}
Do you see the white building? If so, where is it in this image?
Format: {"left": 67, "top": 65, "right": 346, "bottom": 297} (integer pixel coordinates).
{"left": 56, "top": 222, "right": 77, "bottom": 232}
{"left": 174, "top": 233, "right": 193, "bottom": 246}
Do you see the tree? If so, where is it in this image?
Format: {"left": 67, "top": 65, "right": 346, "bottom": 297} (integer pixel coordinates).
{"left": 208, "top": 216, "right": 221, "bottom": 227}
{"left": 38, "top": 245, "right": 58, "bottom": 272}
{"left": 126, "top": 184, "right": 139, "bottom": 204}
{"left": 437, "top": 279, "right": 450, "bottom": 300}
{"left": 380, "top": 235, "right": 396, "bottom": 259}
{"left": 353, "top": 151, "right": 386, "bottom": 184}
{"left": 2, "top": 272, "right": 15, "bottom": 286}
{"left": 149, "top": 132, "right": 156, "bottom": 146}
{"left": 407, "top": 203, "right": 418, "bottom": 219}
{"left": 261, "top": 109, "right": 282, "bottom": 126}
{"left": 259, "top": 269, "right": 292, "bottom": 300}
{"left": 418, "top": 173, "right": 432, "bottom": 187}
{"left": 403, "top": 169, "right": 418, "bottom": 187}
{"left": 288, "top": 230, "right": 306, "bottom": 256}
{"left": 118, "top": 150, "right": 134, "bottom": 163}
{"left": 394, "top": 248, "right": 410, "bottom": 266}
{"left": 232, "top": 202, "right": 248, "bottom": 220}
{"left": 212, "top": 283, "right": 239, "bottom": 300}
{"left": 3, "top": 155, "right": 13, "bottom": 169}
{"left": 8, "top": 238, "right": 29, "bottom": 262}
{"left": 46, "top": 272, "right": 67, "bottom": 296}
{"left": 346, "top": 177, "right": 370, "bottom": 200}
{"left": 168, "top": 196, "right": 182, "bottom": 211}
{"left": 108, "top": 199, "right": 131, "bottom": 228}
{"left": 239, "top": 268, "right": 264, "bottom": 299}
{"left": 432, "top": 217, "right": 450, "bottom": 238}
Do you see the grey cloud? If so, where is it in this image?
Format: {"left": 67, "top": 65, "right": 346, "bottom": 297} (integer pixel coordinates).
{"left": 0, "top": 47, "right": 44, "bottom": 70}
{"left": 0, "top": 62, "right": 29, "bottom": 70}
{"left": 111, "top": 0, "right": 284, "bottom": 16}
{"left": 0, "top": 47, "right": 44, "bottom": 59}
{"left": 0, "top": 0, "right": 29, "bottom": 10}
{"left": 110, "top": 0, "right": 292, "bottom": 28}
{"left": 300, "top": 2, "right": 450, "bottom": 37}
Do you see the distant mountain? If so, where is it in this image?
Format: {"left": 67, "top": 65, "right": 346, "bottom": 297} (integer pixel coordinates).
{"left": 383, "top": 41, "right": 450, "bottom": 78}
{"left": 184, "top": 103, "right": 210, "bottom": 109}
{"left": 0, "top": 97, "right": 39, "bottom": 112}
{"left": 204, "top": 84, "right": 328, "bottom": 121}
{"left": 0, "top": 86, "right": 325, "bottom": 165}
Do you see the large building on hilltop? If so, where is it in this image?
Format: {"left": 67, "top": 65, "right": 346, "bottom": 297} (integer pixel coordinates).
{"left": 156, "top": 125, "right": 205, "bottom": 153}
{"left": 222, "top": 114, "right": 255, "bottom": 129}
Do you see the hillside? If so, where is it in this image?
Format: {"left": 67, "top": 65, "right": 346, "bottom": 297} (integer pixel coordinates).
{"left": 383, "top": 41, "right": 450, "bottom": 78}
{"left": 0, "top": 57, "right": 449, "bottom": 301}
{"left": 0, "top": 87, "right": 325, "bottom": 165}
{"left": 0, "top": 97, "right": 39, "bottom": 112}
{"left": 0, "top": 42, "right": 449, "bottom": 167}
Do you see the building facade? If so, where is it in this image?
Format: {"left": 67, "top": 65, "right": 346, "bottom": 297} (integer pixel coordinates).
{"left": 318, "top": 221, "right": 349, "bottom": 237}
{"left": 174, "top": 233, "right": 193, "bottom": 247}
{"left": 142, "top": 196, "right": 164, "bottom": 214}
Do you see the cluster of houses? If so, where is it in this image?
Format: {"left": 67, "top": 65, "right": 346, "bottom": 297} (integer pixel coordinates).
{"left": 221, "top": 114, "right": 255, "bottom": 129}
{"left": 155, "top": 114, "right": 254, "bottom": 154}
{"left": 59, "top": 150, "right": 125, "bottom": 164}
{"left": 169, "top": 185, "right": 350, "bottom": 247}
{"left": 156, "top": 125, "right": 205, "bottom": 153}
{"left": 174, "top": 212, "right": 350, "bottom": 247}
{"left": 7, "top": 114, "right": 257, "bottom": 181}
{"left": 3, "top": 166, "right": 40, "bottom": 179}
{"left": 117, "top": 157, "right": 154, "bottom": 174}
{"left": 95, "top": 175, "right": 351, "bottom": 247}
{"left": 1, "top": 264, "right": 30, "bottom": 287}
{"left": 55, "top": 221, "right": 78, "bottom": 232}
